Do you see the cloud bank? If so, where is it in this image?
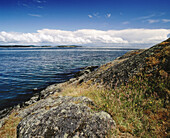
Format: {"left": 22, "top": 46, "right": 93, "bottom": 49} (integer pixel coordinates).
{"left": 0, "top": 29, "right": 170, "bottom": 48}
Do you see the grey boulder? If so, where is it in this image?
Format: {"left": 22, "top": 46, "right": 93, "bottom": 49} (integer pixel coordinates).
{"left": 17, "top": 96, "right": 115, "bottom": 138}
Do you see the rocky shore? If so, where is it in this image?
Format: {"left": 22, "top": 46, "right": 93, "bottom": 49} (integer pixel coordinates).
{"left": 0, "top": 65, "right": 115, "bottom": 137}
{"left": 0, "top": 66, "right": 98, "bottom": 119}
{"left": 0, "top": 38, "right": 169, "bottom": 137}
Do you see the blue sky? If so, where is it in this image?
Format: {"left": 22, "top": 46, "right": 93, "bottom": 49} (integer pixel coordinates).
{"left": 0, "top": 0, "right": 170, "bottom": 47}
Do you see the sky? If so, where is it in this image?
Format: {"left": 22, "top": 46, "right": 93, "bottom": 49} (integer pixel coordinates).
{"left": 0, "top": 0, "right": 170, "bottom": 47}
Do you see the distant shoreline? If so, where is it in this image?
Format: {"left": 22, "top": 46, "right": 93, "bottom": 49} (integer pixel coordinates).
{"left": 0, "top": 45, "right": 140, "bottom": 50}
{"left": 0, "top": 45, "right": 82, "bottom": 48}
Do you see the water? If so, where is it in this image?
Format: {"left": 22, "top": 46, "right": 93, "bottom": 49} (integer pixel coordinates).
{"left": 0, "top": 47, "right": 129, "bottom": 109}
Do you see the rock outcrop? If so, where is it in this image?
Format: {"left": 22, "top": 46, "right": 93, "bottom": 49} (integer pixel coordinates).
{"left": 17, "top": 96, "right": 115, "bottom": 137}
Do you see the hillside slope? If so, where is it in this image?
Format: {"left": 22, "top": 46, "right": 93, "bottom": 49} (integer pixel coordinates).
{"left": 82, "top": 38, "right": 169, "bottom": 89}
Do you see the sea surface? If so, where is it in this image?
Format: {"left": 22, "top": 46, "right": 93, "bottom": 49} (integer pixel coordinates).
{"left": 0, "top": 47, "right": 130, "bottom": 109}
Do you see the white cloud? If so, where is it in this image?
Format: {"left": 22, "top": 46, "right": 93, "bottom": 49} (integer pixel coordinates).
{"left": 88, "top": 13, "right": 100, "bottom": 18}
{"left": 0, "top": 29, "right": 170, "bottom": 48}
{"left": 28, "top": 14, "right": 42, "bottom": 17}
{"left": 88, "top": 15, "right": 93, "bottom": 18}
{"left": 122, "top": 21, "right": 130, "bottom": 25}
{"left": 22, "top": 3, "right": 30, "bottom": 8}
{"left": 162, "top": 19, "right": 170, "bottom": 23}
{"left": 147, "top": 19, "right": 159, "bottom": 24}
{"left": 137, "top": 14, "right": 155, "bottom": 20}
{"left": 33, "top": 0, "right": 46, "bottom": 3}
{"left": 136, "top": 13, "right": 169, "bottom": 24}
{"left": 35, "top": 0, "right": 42, "bottom": 3}
{"left": 93, "top": 13, "right": 99, "bottom": 17}
{"left": 106, "top": 13, "right": 111, "bottom": 18}
{"left": 37, "top": 6, "right": 43, "bottom": 9}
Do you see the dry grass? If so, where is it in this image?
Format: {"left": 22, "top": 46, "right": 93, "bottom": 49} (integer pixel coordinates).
{"left": 0, "top": 111, "right": 21, "bottom": 138}
{"left": 54, "top": 45, "right": 170, "bottom": 137}
{"left": 56, "top": 83, "right": 105, "bottom": 105}
{"left": 55, "top": 74, "right": 169, "bottom": 137}
{"left": 160, "top": 41, "right": 170, "bottom": 45}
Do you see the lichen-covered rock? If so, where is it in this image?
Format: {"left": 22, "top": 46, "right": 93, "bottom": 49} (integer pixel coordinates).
{"left": 17, "top": 96, "right": 115, "bottom": 138}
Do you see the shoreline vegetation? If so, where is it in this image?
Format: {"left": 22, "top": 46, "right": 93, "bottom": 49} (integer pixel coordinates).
{"left": 0, "top": 38, "right": 169, "bottom": 137}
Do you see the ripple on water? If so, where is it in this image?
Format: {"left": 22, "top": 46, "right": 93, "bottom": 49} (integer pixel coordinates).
{"left": 0, "top": 47, "right": 129, "bottom": 109}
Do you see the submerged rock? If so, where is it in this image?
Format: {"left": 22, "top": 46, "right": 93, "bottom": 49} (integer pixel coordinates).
{"left": 17, "top": 96, "right": 115, "bottom": 138}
